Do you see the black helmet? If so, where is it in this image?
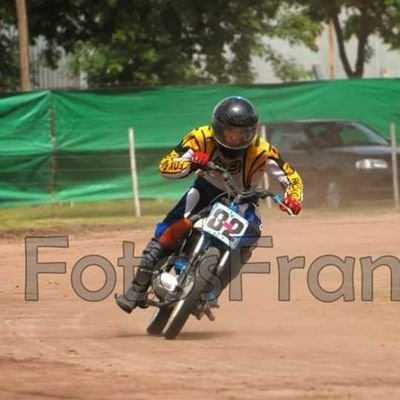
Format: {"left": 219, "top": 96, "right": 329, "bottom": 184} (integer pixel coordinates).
{"left": 211, "top": 96, "right": 259, "bottom": 151}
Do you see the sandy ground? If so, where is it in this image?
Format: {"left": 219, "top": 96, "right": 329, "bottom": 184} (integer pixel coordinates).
{"left": 1, "top": 210, "right": 400, "bottom": 399}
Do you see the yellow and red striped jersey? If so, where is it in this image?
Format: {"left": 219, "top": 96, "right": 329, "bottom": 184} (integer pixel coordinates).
{"left": 159, "top": 125, "right": 303, "bottom": 201}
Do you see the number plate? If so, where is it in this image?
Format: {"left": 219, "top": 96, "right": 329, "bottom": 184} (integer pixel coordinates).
{"left": 203, "top": 203, "right": 249, "bottom": 249}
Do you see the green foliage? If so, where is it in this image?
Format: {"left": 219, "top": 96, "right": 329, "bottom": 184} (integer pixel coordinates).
{"left": 66, "top": 0, "right": 285, "bottom": 86}
{"left": 0, "top": 28, "right": 20, "bottom": 91}
{"left": 265, "top": 46, "right": 314, "bottom": 82}
{"left": 269, "top": 4, "right": 322, "bottom": 51}
{"left": 3, "top": 0, "right": 400, "bottom": 87}
{"left": 287, "top": 0, "right": 400, "bottom": 77}
{"left": 0, "top": 2, "right": 19, "bottom": 91}
{"left": 1, "top": 0, "right": 323, "bottom": 87}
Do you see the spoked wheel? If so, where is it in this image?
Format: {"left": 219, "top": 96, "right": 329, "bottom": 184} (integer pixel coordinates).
{"left": 163, "top": 247, "right": 220, "bottom": 340}
{"left": 146, "top": 307, "right": 173, "bottom": 336}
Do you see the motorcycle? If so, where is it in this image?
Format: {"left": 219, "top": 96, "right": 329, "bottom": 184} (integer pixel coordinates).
{"left": 142, "top": 162, "right": 293, "bottom": 340}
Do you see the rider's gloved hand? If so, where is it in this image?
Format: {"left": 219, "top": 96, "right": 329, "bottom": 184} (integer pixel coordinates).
{"left": 190, "top": 152, "right": 209, "bottom": 171}
{"left": 280, "top": 196, "right": 302, "bottom": 215}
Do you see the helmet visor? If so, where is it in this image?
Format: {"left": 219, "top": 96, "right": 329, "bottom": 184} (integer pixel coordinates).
{"left": 214, "top": 126, "right": 257, "bottom": 150}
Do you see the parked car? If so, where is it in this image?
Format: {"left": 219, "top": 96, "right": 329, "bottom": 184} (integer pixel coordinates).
{"left": 263, "top": 119, "right": 399, "bottom": 207}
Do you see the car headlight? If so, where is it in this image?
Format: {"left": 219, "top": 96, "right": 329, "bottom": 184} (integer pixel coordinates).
{"left": 355, "top": 159, "right": 389, "bottom": 170}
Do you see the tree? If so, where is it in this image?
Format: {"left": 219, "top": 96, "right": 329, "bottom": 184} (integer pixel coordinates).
{"left": 68, "top": 0, "right": 323, "bottom": 86}
{"left": 68, "top": 0, "right": 286, "bottom": 86}
{"left": 288, "top": 0, "right": 400, "bottom": 78}
{"left": 0, "top": 0, "right": 101, "bottom": 90}
{"left": 262, "top": 3, "right": 322, "bottom": 82}
{"left": 0, "top": 0, "right": 323, "bottom": 88}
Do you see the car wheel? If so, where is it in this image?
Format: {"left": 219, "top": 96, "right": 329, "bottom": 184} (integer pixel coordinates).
{"left": 325, "top": 180, "right": 347, "bottom": 208}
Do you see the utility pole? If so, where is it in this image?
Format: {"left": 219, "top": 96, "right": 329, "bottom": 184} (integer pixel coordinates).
{"left": 15, "top": 0, "right": 31, "bottom": 91}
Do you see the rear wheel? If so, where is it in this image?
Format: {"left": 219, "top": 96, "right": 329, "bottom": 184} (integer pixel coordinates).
{"left": 163, "top": 247, "right": 220, "bottom": 340}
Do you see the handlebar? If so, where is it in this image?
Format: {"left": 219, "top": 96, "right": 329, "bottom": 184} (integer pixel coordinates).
{"left": 205, "top": 161, "right": 294, "bottom": 216}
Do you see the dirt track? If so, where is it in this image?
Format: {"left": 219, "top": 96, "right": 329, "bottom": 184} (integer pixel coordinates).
{"left": 1, "top": 210, "right": 400, "bottom": 399}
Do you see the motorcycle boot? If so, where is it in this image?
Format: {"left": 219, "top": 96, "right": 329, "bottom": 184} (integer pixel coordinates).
{"left": 115, "top": 238, "right": 170, "bottom": 314}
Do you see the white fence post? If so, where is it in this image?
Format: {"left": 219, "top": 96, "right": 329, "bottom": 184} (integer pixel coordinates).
{"left": 128, "top": 127, "right": 142, "bottom": 217}
{"left": 390, "top": 122, "right": 399, "bottom": 208}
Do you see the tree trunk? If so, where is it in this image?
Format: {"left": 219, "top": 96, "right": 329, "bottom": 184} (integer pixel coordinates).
{"left": 332, "top": 14, "right": 356, "bottom": 77}
{"left": 332, "top": 9, "right": 369, "bottom": 79}
{"left": 354, "top": 3, "right": 369, "bottom": 77}
{"left": 15, "top": 0, "right": 31, "bottom": 91}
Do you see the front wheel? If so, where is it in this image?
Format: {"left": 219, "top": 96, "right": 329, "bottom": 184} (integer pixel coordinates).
{"left": 146, "top": 307, "right": 173, "bottom": 336}
{"left": 163, "top": 247, "right": 220, "bottom": 340}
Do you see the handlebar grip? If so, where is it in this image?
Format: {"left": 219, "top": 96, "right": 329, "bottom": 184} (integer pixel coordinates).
{"left": 272, "top": 193, "right": 283, "bottom": 203}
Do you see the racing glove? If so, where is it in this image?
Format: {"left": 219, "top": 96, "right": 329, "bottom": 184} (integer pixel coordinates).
{"left": 190, "top": 152, "right": 209, "bottom": 170}
{"left": 280, "top": 196, "right": 302, "bottom": 215}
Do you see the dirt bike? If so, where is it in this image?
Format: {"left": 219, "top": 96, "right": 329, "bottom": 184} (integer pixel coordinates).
{"left": 143, "top": 162, "right": 293, "bottom": 340}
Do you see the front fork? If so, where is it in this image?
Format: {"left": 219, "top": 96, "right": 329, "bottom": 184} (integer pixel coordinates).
{"left": 168, "top": 232, "right": 230, "bottom": 304}
{"left": 186, "top": 233, "right": 231, "bottom": 294}
{"left": 188, "top": 232, "right": 230, "bottom": 273}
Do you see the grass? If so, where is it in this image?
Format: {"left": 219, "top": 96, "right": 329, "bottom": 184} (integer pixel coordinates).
{"left": 0, "top": 199, "right": 176, "bottom": 233}
{"left": 0, "top": 198, "right": 398, "bottom": 238}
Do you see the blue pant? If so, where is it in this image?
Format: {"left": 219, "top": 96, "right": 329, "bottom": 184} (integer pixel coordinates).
{"left": 155, "top": 176, "right": 262, "bottom": 243}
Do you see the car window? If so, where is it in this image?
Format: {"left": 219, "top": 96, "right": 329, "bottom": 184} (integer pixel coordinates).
{"left": 307, "top": 124, "right": 343, "bottom": 147}
{"left": 338, "top": 125, "right": 372, "bottom": 145}
{"left": 341, "top": 123, "right": 388, "bottom": 146}
{"left": 307, "top": 122, "right": 387, "bottom": 147}
{"left": 269, "top": 125, "right": 309, "bottom": 151}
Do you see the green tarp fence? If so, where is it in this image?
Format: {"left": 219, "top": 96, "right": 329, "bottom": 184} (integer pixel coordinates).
{"left": 0, "top": 79, "right": 399, "bottom": 206}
